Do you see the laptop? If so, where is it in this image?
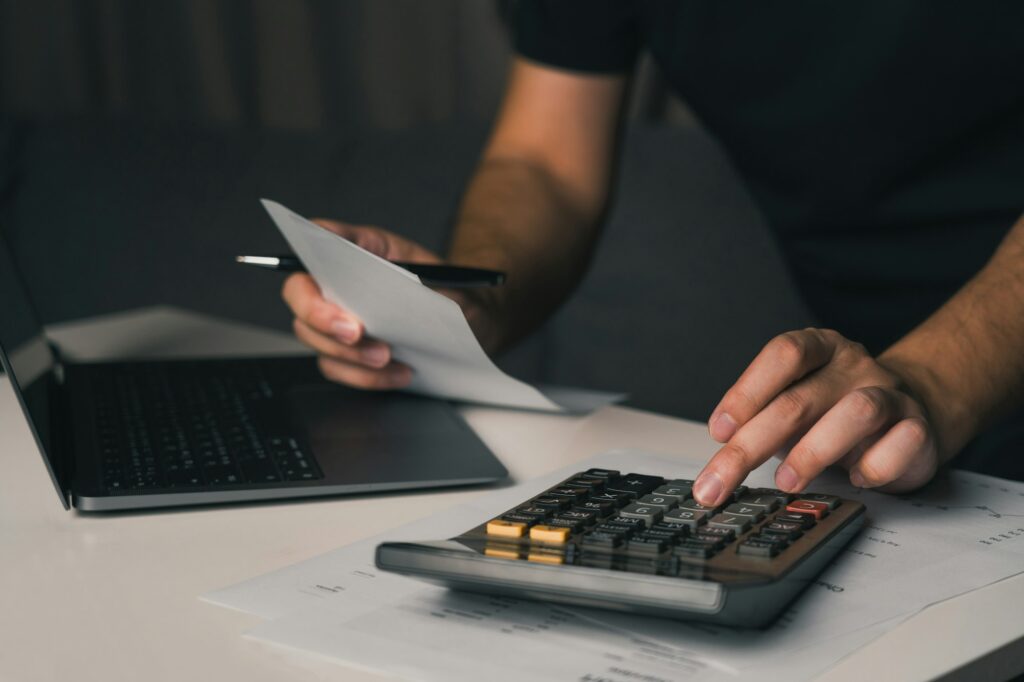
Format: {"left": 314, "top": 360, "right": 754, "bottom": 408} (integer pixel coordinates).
{"left": 0, "top": 234, "right": 508, "bottom": 511}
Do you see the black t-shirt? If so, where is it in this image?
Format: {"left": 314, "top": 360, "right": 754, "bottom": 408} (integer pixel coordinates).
{"left": 516, "top": 1, "right": 1024, "bottom": 353}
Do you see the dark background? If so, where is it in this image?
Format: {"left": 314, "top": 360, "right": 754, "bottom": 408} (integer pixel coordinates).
{"left": 0, "top": 0, "right": 813, "bottom": 421}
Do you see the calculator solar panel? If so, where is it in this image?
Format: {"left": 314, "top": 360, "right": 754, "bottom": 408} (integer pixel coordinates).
{"left": 376, "top": 468, "right": 865, "bottom": 627}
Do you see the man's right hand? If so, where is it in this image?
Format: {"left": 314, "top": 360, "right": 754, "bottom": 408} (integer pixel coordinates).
{"left": 281, "top": 219, "right": 442, "bottom": 390}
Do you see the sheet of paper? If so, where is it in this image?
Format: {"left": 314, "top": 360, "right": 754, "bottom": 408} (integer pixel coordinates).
{"left": 262, "top": 199, "right": 622, "bottom": 413}
{"left": 204, "top": 450, "right": 1024, "bottom": 680}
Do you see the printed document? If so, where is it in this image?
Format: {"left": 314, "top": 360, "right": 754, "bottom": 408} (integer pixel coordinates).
{"left": 262, "top": 199, "right": 619, "bottom": 413}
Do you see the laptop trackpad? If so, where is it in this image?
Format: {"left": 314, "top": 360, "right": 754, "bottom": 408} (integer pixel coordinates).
{"left": 287, "top": 385, "right": 504, "bottom": 487}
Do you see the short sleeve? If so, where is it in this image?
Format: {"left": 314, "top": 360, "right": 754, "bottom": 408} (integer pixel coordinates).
{"left": 514, "top": 0, "right": 640, "bottom": 74}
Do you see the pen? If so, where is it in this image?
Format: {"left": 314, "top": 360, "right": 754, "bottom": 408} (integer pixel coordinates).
{"left": 235, "top": 255, "right": 506, "bottom": 288}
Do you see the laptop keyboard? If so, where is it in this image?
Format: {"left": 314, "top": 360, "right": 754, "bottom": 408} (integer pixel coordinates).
{"left": 91, "top": 364, "right": 323, "bottom": 493}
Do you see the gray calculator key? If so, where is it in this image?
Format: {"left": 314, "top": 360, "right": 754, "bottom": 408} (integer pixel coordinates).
{"left": 638, "top": 494, "right": 678, "bottom": 509}
{"left": 737, "top": 494, "right": 780, "bottom": 512}
{"left": 618, "top": 503, "right": 664, "bottom": 525}
{"left": 663, "top": 508, "right": 706, "bottom": 529}
{"left": 679, "top": 499, "right": 719, "bottom": 514}
{"left": 708, "top": 513, "right": 752, "bottom": 533}
{"left": 723, "top": 503, "right": 766, "bottom": 522}
{"left": 666, "top": 479, "right": 695, "bottom": 494}
{"left": 799, "top": 493, "right": 842, "bottom": 509}
{"left": 653, "top": 484, "right": 690, "bottom": 501}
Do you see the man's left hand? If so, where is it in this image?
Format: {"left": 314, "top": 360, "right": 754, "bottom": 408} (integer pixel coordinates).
{"left": 692, "top": 328, "right": 940, "bottom": 507}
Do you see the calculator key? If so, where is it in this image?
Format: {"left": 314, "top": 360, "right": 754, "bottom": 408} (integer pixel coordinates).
{"left": 653, "top": 484, "right": 690, "bottom": 501}
{"left": 487, "top": 519, "right": 528, "bottom": 538}
{"left": 674, "top": 540, "right": 714, "bottom": 559}
{"left": 581, "top": 532, "right": 624, "bottom": 551}
{"left": 693, "top": 533, "right": 728, "bottom": 550}
{"left": 544, "top": 517, "right": 587, "bottom": 531}
{"left": 501, "top": 513, "right": 541, "bottom": 526}
{"left": 799, "top": 493, "right": 842, "bottom": 510}
{"left": 776, "top": 512, "right": 816, "bottom": 529}
{"left": 593, "top": 523, "right": 637, "bottom": 539}
{"left": 747, "top": 487, "right": 795, "bottom": 504}
{"left": 729, "top": 485, "right": 749, "bottom": 502}
{"left": 662, "top": 508, "right": 707, "bottom": 529}
{"left": 737, "top": 494, "right": 780, "bottom": 512}
{"left": 785, "top": 500, "right": 830, "bottom": 519}
{"left": 603, "top": 516, "right": 647, "bottom": 531}
{"left": 530, "top": 525, "right": 572, "bottom": 543}
{"left": 679, "top": 499, "right": 719, "bottom": 514}
{"left": 516, "top": 505, "right": 552, "bottom": 519}
{"left": 763, "top": 521, "right": 804, "bottom": 540}
{"left": 723, "top": 503, "right": 766, "bottom": 522}
{"left": 626, "top": 537, "right": 668, "bottom": 554}
{"left": 605, "top": 474, "right": 665, "bottom": 498}
{"left": 695, "top": 526, "right": 734, "bottom": 541}
{"left": 573, "top": 500, "right": 617, "bottom": 516}
{"left": 582, "top": 468, "right": 620, "bottom": 479}
{"left": 751, "top": 533, "right": 790, "bottom": 549}
{"left": 665, "top": 479, "right": 695, "bottom": 494}
{"left": 555, "top": 510, "right": 598, "bottom": 526}
{"left": 650, "top": 523, "right": 690, "bottom": 539}
{"left": 618, "top": 504, "right": 663, "bottom": 525}
{"left": 737, "top": 539, "right": 781, "bottom": 558}
{"left": 547, "top": 486, "right": 591, "bottom": 502}
{"left": 708, "top": 513, "right": 752, "bottom": 533}
{"left": 639, "top": 528, "right": 682, "bottom": 543}
{"left": 531, "top": 496, "right": 570, "bottom": 511}
{"left": 565, "top": 478, "right": 605, "bottom": 491}
{"left": 588, "top": 491, "right": 633, "bottom": 507}
{"left": 638, "top": 494, "right": 678, "bottom": 509}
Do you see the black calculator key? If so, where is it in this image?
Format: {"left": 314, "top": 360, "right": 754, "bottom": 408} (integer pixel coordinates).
{"left": 588, "top": 491, "right": 633, "bottom": 507}
{"left": 565, "top": 478, "right": 605, "bottom": 491}
{"left": 695, "top": 526, "right": 734, "bottom": 541}
{"left": 532, "top": 496, "right": 571, "bottom": 511}
{"left": 605, "top": 474, "right": 664, "bottom": 498}
{"left": 763, "top": 521, "right": 803, "bottom": 540}
{"left": 776, "top": 512, "right": 816, "bottom": 529}
{"left": 640, "top": 528, "right": 682, "bottom": 543}
{"left": 650, "top": 523, "right": 689, "bottom": 539}
{"left": 555, "top": 510, "right": 598, "bottom": 526}
{"left": 547, "top": 486, "right": 591, "bottom": 501}
{"left": 723, "top": 503, "right": 766, "bottom": 522}
{"left": 618, "top": 503, "right": 663, "bottom": 525}
{"left": 582, "top": 468, "right": 620, "bottom": 479}
{"left": 693, "top": 533, "right": 727, "bottom": 550}
{"left": 737, "top": 539, "right": 781, "bottom": 558}
{"left": 581, "top": 532, "right": 623, "bottom": 551}
{"left": 573, "top": 500, "right": 617, "bottom": 516}
{"left": 544, "top": 517, "right": 587, "bottom": 531}
{"left": 799, "top": 493, "right": 842, "bottom": 509}
{"left": 501, "top": 513, "right": 541, "bottom": 526}
{"left": 638, "top": 494, "right": 678, "bottom": 509}
{"left": 592, "top": 524, "right": 636, "bottom": 539}
{"left": 674, "top": 541, "right": 715, "bottom": 559}
{"left": 604, "top": 516, "right": 647, "bottom": 531}
{"left": 517, "top": 505, "right": 552, "bottom": 518}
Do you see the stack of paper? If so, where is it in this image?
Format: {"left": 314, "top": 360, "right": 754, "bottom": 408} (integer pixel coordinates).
{"left": 203, "top": 450, "right": 1024, "bottom": 681}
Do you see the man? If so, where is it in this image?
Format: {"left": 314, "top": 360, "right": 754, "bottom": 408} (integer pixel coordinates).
{"left": 281, "top": 2, "right": 1024, "bottom": 507}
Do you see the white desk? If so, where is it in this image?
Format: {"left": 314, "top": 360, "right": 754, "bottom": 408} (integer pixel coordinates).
{"left": 1, "top": 307, "right": 1022, "bottom": 682}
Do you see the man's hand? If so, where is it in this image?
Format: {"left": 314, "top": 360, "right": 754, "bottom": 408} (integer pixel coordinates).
{"left": 282, "top": 219, "right": 451, "bottom": 390}
{"left": 692, "top": 328, "right": 940, "bottom": 507}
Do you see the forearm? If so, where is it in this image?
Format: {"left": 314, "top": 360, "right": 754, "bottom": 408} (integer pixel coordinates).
{"left": 446, "top": 156, "right": 606, "bottom": 354}
{"left": 879, "top": 214, "right": 1024, "bottom": 460}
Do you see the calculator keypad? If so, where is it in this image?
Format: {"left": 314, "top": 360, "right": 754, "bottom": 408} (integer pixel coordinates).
{"left": 475, "top": 469, "right": 848, "bottom": 577}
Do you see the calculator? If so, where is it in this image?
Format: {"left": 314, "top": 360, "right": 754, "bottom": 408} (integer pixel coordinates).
{"left": 376, "top": 468, "right": 865, "bottom": 627}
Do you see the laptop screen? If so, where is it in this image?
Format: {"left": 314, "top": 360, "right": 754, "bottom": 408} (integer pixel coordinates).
{"left": 0, "top": 234, "right": 67, "bottom": 508}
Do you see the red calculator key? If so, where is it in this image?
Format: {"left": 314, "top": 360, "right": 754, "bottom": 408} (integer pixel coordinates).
{"left": 785, "top": 500, "right": 830, "bottom": 519}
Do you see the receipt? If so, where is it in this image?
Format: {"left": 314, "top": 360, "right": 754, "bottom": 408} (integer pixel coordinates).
{"left": 262, "top": 199, "right": 622, "bottom": 413}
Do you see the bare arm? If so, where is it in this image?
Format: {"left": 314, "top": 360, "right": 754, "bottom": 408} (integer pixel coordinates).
{"left": 448, "top": 58, "right": 629, "bottom": 353}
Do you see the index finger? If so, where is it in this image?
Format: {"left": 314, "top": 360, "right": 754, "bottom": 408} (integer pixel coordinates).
{"left": 708, "top": 329, "right": 837, "bottom": 442}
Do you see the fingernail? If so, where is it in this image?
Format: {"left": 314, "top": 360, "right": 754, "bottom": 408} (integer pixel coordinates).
{"left": 775, "top": 464, "right": 799, "bottom": 492}
{"left": 709, "top": 412, "right": 738, "bottom": 442}
{"left": 850, "top": 470, "right": 866, "bottom": 488}
{"left": 693, "top": 472, "right": 724, "bottom": 507}
{"left": 331, "top": 319, "right": 359, "bottom": 343}
{"left": 362, "top": 344, "right": 389, "bottom": 368}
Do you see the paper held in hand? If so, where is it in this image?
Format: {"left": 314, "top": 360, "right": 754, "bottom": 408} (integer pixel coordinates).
{"left": 261, "top": 199, "right": 621, "bottom": 413}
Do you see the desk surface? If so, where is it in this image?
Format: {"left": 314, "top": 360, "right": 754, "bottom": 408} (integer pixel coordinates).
{"left": 1, "top": 307, "right": 1021, "bottom": 682}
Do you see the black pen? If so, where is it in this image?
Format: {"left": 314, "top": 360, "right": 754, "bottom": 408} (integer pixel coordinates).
{"left": 235, "top": 254, "right": 506, "bottom": 288}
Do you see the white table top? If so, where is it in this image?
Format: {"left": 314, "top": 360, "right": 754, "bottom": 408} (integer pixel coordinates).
{"left": 1, "top": 307, "right": 1021, "bottom": 682}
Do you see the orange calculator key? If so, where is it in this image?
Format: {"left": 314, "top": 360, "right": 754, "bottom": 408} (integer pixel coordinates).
{"left": 486, "top": 519, "right": 528, "bottom": 538}
{"left": 785, "top": 500, "right": 830, "bottom": 519}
